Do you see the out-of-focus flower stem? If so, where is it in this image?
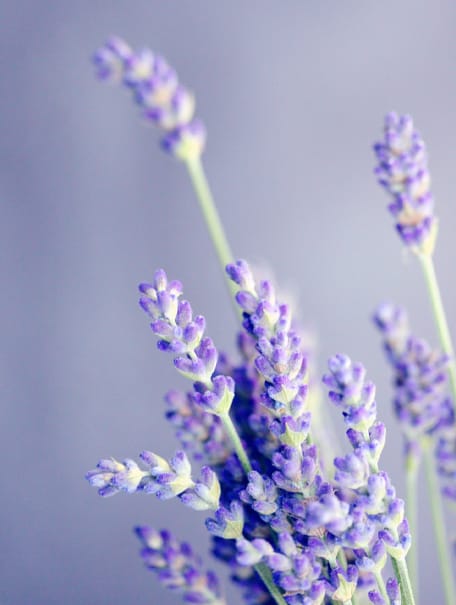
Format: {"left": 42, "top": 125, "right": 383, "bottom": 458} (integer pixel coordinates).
{"left": 220, "top": 411, "right": 252, "bottom": 474}
{"left": 405, "top": 463, "right": 419, "bottom": 599}
{"left": 391, "top": 556, "right": 416, "bottom": 605}
{"left": 423, "top": 438, "right": 456, "bottom": 605}
{"left": 254, "top": 563, "right": 288, "bottom": 605}
{"left": 184, "top": 156, "right": 292, "bottom": 605}
{"left": 184, "top": 156, "right": 240, "bottom": 310}
{"left": 374, "top": 570, "right": 389, "bottom": 603}
{"left": 419, "top": 254, "right": 456, "bottom": 410}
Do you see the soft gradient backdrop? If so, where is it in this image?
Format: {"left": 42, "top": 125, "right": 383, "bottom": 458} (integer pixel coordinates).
{"left": 2, "top": 2, "right": 456, "bottom": 604}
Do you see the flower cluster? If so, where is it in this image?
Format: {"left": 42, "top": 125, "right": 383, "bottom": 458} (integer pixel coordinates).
{"left": 373, "top": 112, "right": 436, "bottom": 254}
{"left": 93, "top": 37, "right": 206, "bottom": 159}
{"left": 87, "top": 262, "right": 413, "bottom": 605}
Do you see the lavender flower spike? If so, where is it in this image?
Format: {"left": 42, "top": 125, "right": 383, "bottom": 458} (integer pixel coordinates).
{"left": 373, "top": 302, "right": 452, "bottom": 469}
{"left": 226, "top": 260, "right": 309, "bottom": 422}
{"left": 135, "top": 526, "right": 226, "bottom": 604}
{"left": 139, "top": 269, "right": 234, "bottom": 416}
{"left": 93, "top": 37, "right": 206, "bottom": 160}
{"left": 87, "top": 449, "right": 221, "bottom": 511}
{"left": 373, "top": 112, "right": 437, "bottom": 255}
{"left": 323, "top": 353, "right": 413, "bottom": 589}
{"left": 140, "top": 268, "right": 253, "bottom": 475}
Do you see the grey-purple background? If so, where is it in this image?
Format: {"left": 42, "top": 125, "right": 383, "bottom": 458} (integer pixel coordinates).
{"left": 2, "top": 2, "right": 456, "bottom": 604}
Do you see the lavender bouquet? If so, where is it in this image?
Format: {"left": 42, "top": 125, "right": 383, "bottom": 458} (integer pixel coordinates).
{"left": 86, "top": 37, "right": 456, "bottom": 605}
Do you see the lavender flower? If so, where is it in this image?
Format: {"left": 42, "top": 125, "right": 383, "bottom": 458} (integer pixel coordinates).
{"left": 165, "top": 389, "right": 232, "bottom": 465}
{"left": 322, "top": 354, "right": 411, "bottom": 564}
{"left": 373, "top": 112, "right": 437, "bottom": 254}
{"left": 373, "top": 302, "right": 452, "bottom": 468}
{"left": 226, "top": 260, "right": 309, "bottom": 427}
{"left": 235, "top": 534, "right": 326, "bottom": 605}
{"left": 368, "top": 577, "right": 401, "bottom": 605}
{"left": 139, "top": 269, "right": 235, "bottom": 416}
{"left": 86, "top": 449, "right": 221, "bottom": 510}
{"left": 93, "top": 37, "right": 206, "bottom": 159}
{"left": 206, "top": 501, "right": 245, "bottom": 539}
{"left": 135, "top": 526, "right": 226, "bottom": 604}
{"left": 326, "top": 564, "right": 358, "bottom": 603}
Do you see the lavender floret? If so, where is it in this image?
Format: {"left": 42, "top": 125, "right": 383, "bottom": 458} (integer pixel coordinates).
{"left": 323, "top": 354, "right": 411, "bottom": 564}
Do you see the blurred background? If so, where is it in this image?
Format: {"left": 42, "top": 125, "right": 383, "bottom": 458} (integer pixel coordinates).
{"left": 2, "top": 1, "right": 456, "bottom": 603}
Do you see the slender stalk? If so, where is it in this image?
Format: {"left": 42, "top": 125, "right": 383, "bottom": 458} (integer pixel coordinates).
{"left": 183, "top": 157, "right": 291, "bottom": 605}
{"left": 218, "top": 416, "right": 290, "bottom": 605}
{"left": 391, "top": 557, "right": 416, "bottom": 605}
{"left": 423, "top": 439, "right": 456, "bottom": 605}
{"left": 184, "top": 156, "right": 239, "bottom": 304}
{"left": 419, "top": 254, "right": 456, "bottom": 409}
{"left": 405, "top": 463, "right": 419, "bottom": 598}
{"left": 220, "top": 411, "right": 252, "bottom": 474}
{"left": 374, "top": 570, "right": 389, "bottom": 603}
{"left": 254, "top": 563, "right": 288, "bottom": 605}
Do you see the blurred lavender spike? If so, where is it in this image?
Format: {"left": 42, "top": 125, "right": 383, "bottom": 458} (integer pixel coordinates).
{"left": 373, "top": 302, "right": 452, "bottom": 470}
{"left": 93, "top": 36, "right": 206, "bottom": 160}
{"left": 135, "top": 526, "right": 226, "bottom": 604}
{"left": 373, "top": 112, "right": 437, "bottom": 255}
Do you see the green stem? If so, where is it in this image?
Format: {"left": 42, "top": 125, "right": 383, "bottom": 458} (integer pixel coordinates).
{"left": 374, "top": 570, "right": 389, "bottom": 604}
{"left": 405, "top": 463, "right": 419, "bottom": 598}
{"left": 419, "top": 254, "right": 456, "bottom": 409}
{"left": 220, "top": 412, "right": 252, "bottom": 474}
{"left": 254, "top": 563, "right": 288, "bottom": 605}
{"left": 423, "top": 440, "right": 456, "bottom": 605}
{"left": 174, "top": 155, "right": 285, "bottom": 604}
{"left": 391, "top": 557, "right": 416, "bottom": 605}
{"left": 217, "top": 417, "right": 289, "bottom": 605}
{"left": 185, "top": 156, "right": 239, "bottom": 305}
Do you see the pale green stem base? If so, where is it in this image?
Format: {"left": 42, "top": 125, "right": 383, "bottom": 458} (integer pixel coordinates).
{"left": 405, "top": 464, "right": 419, "bottom": 599}
{"left": 220, "top": 412, "right": 252, "bottom": 474}
{"left": 254, "top": 563, "right": 288, "bottom": 605}
{"left": 185, "top": 156, "right": 240, "bottom": 311}
{"left": 178, "top": 160, "right": 288, "bottom": 604}
{"left": 218, "top": 414, "right": 292, "bottom": 605}
{"left": 423, "top": 440, "right": 456, "bottom": 605}
{"left": 419, "top": 254, "right": 456, "bottom": 408}
{"left": 392, "top": 557, "right": 416, "bottom": 605}
{"left": 374, "top": 569, "right": 389, "bottom": 603}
